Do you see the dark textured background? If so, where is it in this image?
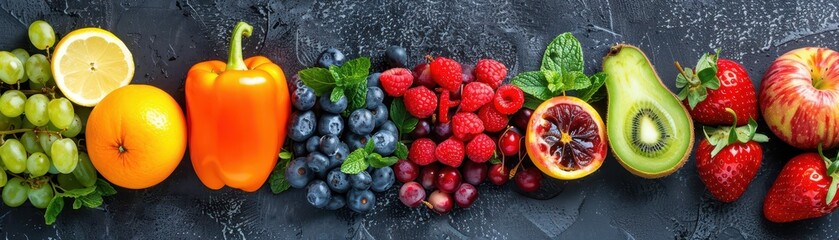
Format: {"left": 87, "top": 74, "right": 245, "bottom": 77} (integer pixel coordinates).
{"left": 0, "top": 0, "right": 837, "bottom": 239}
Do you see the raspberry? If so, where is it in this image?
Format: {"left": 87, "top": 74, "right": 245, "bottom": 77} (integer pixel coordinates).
{"left": 380, "top": 68, "right": 414, "bottom": 97}
{"left": 451, "top": 112, "right": 484, "bottom": 141}
{"left": 460, "top": 82, "right": 494, "bottom": 112}
{"left": 430, "top": 57, "right": 463, "bottom": 92}
{"left": 408, "top": 138, "right": 437, "bottom": 166}
{"left": 474, "top": 59, "right": 507, "bottom": 89}
{"left": 478, "top": 104, "right": 508, "bottom": 132}
{"left": 438, "top": 90, "right": 459, "bottom": 123}
{"left": 404, "top": 86, "right": 437, "bottom": 118}
{"left": 466, "top": 133, "right": 495, "bottom": 163}
{"left": 494, "top": 84, "right": 524, "bottom": 114}
{"left": 435, "top": 138, "right": 465, "bottom": 167}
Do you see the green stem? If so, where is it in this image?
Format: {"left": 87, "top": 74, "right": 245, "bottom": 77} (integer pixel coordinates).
{"left": 226, "top": 22, "right": 254, "bottom": 71}
{"left": 0, "top": 128, "right": 34, "bottom": 135}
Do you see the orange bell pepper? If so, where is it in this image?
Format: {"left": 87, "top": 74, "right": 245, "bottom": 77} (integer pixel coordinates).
{"left": 185, "top": 22, "right": 290, "bottom": 192}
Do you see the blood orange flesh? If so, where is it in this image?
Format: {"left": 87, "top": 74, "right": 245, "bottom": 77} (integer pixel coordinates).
{"left": 525, "top": 96, "right": 608, "bottom": 180}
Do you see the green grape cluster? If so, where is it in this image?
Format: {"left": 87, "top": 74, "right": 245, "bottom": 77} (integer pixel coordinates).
{"left": 0, "top": 20, "right": 98, "bottom": 213}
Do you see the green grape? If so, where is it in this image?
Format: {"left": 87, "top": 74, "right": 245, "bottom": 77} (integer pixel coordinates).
{"left": 25, "top": 54, "right": 51, "bottom": 84}
{"left": 62, "top": 114, "right": 83, "bottom": 138}
{"left": 8, "top": 116, "right": 22, "bottom": 130}
{"left": 0, "top": 167, "right": 6, "bottom": 187}
{"left": 0, "top": 90, "right": 26, "bottom": 117}
{"left": 51, "top": 138, "right": 78, "bottom": 174}
{"left": 0, "top": 51, "right": 24, "bottom": 84}
{"left": 56, "top": 173, "right": 82, "bottom": 190}
{"left": 10, "top": 49, "right": 29, "bottom": 83}
{"left": 24, "top": 94, "right": 49, "bottom": 126}
{"left": 26, "top": 152, "right": 50, "bottom": 177}
{"left": 48, "top": 164, "right": 59, "bottom": 174}
{"left": 73, "top": 152, "right": 96, "bottom": 187}
{"left": 27, "top": 182, "right": 53, "bottom": 209}
{"left": 39, "top": 131, "right": 59, "bottom": 156}
{"left": 0, "top": 114, "right": 14, "bottom": 131}
{"left": 20, "top": 131, "right": 43, "bottom": 153}
{"left": 28, "top": 80, "right": 45, "bottom": 91}
{"left": 0, "top": 139, "right": 28, "bottom": 173}
{"left": 48, "top": 98, "right": 74, "bottom": 129}
{"left": 28, "top": 20, "right": 56, "bottom": 51}
{"left": 2, "top": 177, "right": 28, "bottom": 207}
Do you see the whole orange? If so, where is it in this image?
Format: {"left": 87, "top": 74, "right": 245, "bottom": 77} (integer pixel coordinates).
{"left": 85, "top": 85, "right": 187, "bottom": 189}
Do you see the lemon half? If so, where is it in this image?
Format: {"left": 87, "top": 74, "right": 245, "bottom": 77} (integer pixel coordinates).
{"left": 51, "top": 28, "right": 134, "bottom": 106}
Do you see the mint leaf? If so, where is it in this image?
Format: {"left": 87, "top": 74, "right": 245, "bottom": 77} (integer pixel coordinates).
{"left": 544, "top": 70, "right": 564, "bottom": 93}
{"left": 95, "top": 179, "right": 117, "bottom": 197}
{"left": 578, "top": 72, "right": 607, "bottom": 102}
{"left": 45, "top": 196, "right": 64, "bottom": 225}
{"left": 62, "top": 186, "right": 96, "bottom": 198}
{"left": 341, "top": 149, "right": 369, "bottom": 174}
{"left": 541, "top": 33, "right": 583, "bottom": 73}
{"left": 512, "top": 71, "right": 552, "bottom": 100}
{"left": 390, "top": 99, "right": 418, "bottom": 135}
{"left": 72, "top": 198, "right": 83, "bottom": 209}
{"left": 78, "top": 192, "right": 103, "bottom": 208}
{"left": 329, "top": 65, "right": 343, "bottom": 86}
{"left": 298, "top": 68, "right": 335, "bottom": 96}
{"left": 269, "top": 158, "right": 291, "bottom": 194}
{"left": 339, "top": 57, "right": 371, "bottom": 82}
{"left": 563, "top": 71, "right": 590, "bottom": 90}
{"left": 368, "top": 153, "right": 398, "bottom": 168}
{"left": 279, "top": 149, "right": 293, "bottom": 160}
{"left": 488, "top": 153, "right": 502, "bottom": 165}
{"left": 523, "top": 94, "right": 544, "bottom": 110}
{"left": 364, "top": 138, "right": 376, "bottom": 154}
{"left": 347, "top": 82, "right": 367, "bottom": 111}
{"left": 330, "top": 87, "right": 345, "bottom": 103}
{"left": 395, "top": 142, "right": 408, "bottom": 160}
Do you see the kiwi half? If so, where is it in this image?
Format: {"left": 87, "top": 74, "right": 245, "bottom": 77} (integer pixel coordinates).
{"left": 601, "top": 44, "right": 694, "bottom": 178}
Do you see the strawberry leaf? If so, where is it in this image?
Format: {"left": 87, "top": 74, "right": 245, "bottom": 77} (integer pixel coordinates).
{"left": 826, "top": 177, "right": 839, "bottom": 205}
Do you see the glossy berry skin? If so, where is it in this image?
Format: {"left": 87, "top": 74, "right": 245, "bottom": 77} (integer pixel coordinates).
{"left": 306, "top": 152, "right": 331, "bottom": 177}
{"left": 288, "top": 111, "right": 316, "bottom": 142}
{"left": 318, "top": 114, "right": 344, "bottom": 136}
{"left": 399, "top": 181, "right": 426, "bottom": 207}
{"left": 305, "top": 136, "right": 320, "bottom": 153}
{"left": 412, "top": 63, "right": 436, "bottom": 88}
{"left": 420, "top": 163, "right": 440, "bottom": 190}
{"left": 512, "top": 108, "right": 533, "bottom": 131}
{"left": 428, "top": 190, "right": 454, "bottom": 214}
{"left": 687, "top": 59, "right": 757, "bottom": 126}
{"left": 393, "top": 160, "right": 419, "bottom": 183}
{"left": 380, "top": 68, "right": 413, "bottom": 97}
{"left": 326, "top": 168, "right": 351, "bottom": 193}
{"left": 347, "top": 189, "right": 376, "bottom": 213}
{"left": 454, "top": 183, "right": 478, "bottom": 208}
{"left": 306, "top": 180, "right": 332, "bottom": 208}
{"left": 317, "top": 47, "right": 345, "bottom": 68}
{"left": 285, "top": 157, "right": 313, "bottom": 188}
{"left": 351, "top": 171, "right": 373, "bottom": 190}
{"left": 433, "top": 122, "right": 453, "bottom": 141}
{"left": 385, "top": 46, "right": 408, "bottom": 68}
{"left": 349, "top": 109, "right": 375, "bottom": 135}
{"left": 370, "top": 104, "right": 389, "bottom": 128}
{"left": 380, "top": 121, "right": 398, "bottom": 136}
{"left": 488, "top": 164, "right": 509, "bottom": 185}
{"left": 371, "top": 167, "right": 395, "bottom": 192}
{"left": 344, "top": 133, "right": 370, "bottom": 151}
{"left": 319, "top": 135, "right": 340, "bottom": 156}
{"left": 372, "top": 130, "right": 397, "bottom": 156}
{"left": 763, "top": 153, "right": 839, "bottom": 223}
{"left": 499, "top": 128, "right": 522, "bottom": 157}
{"left": 410, "top": 119, "right": 432, "bottom": 139}
{"left": 515, "top": 167, "right": 543, "bottom": 192}
{"left": 292, "top": 85, "right": 316, "bottom": 111}
{"left": 366, "top": 87, "right": 385, "bottom": 109}
{"left": 430, "top": 57, "right": 462, "bottom": 92}
{"left": 436, "top": 166, "right": 462, "bottom": 193}
{"left": 319, "top": 94, "right": 348, "bottom": 114}
{"left": 367, "top": 72, "right": 381, "bottom": 88}
{"left": 461, "top": 160, "right": 488, "bottom": 185}
{"left": 325, "top": 195, "right": 346, "bottom": 210}
{"left": 696, "top": 139, "right": 763, "bottom": 203}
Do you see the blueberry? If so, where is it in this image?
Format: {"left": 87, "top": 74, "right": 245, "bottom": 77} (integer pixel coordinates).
{"left": 328, "top": 143, "right": 349, "bottom": 169}
{"left": 344, "top": 133, "right": 370, "bottom": 151}
{"left": 319, "top": 135, "right": 340, "bottom": 156}
{"left": 318, "top": 114, "right": 344, "bottom": 136}
{"left": 372, "top": 130, "right": 396, "bottom": 156}
{"left": 319, "top": 94, "right": 347, "bottom": 114}
{"left": 385, "top": 45, "right": 408, "bottom": 68}
{"left": 306, "top": 180, "right": 332, "bottom": 208}
{"left": 371, "top": 167, "right": 395, "bottom": 192}
{"left": 305, "top": 136, "right": 320, "bottom": 153}
{"left": 366, "top": 87, "right": 384, "bottom": 110}
{"left": 325, "top": 194, "right": 346, "bottom": 210}
{"left": 349, "top": 109, "right": 375, "bottom": 135}
{"left": 288, "top": 74, "right": 305, "bottom": 92}
{"left": 291, "top": 85, "right": 316, "bottom": 111}
{"left": 370, "top": 104, "right": 388, "bottom": 128}
{"left": 350, "top": 171, "right": 373, "bottom": 190}
{"left": 317, "top": 47, "right": 346, "bottom": 68}
{"left": 292, "top": 141, "right": 307, "bottom": 157}
{"left": 367, "top": 73, "right": 381, "bottom": 88}
{"left": 306, "top": 152, "right": 330, "bottom": 177}
{"left": 284, "top": 157, "right": 312, "bottom": 188}
{"left": 379, "top": 121, "right": 397, "bottom": 135}
{"left": 288, "top": 111, "right": 316, "bottom": 142}
{"left": 326, "top": 168, "right": 351, "bottom": 193}
{"left": 347, "top": 189, "right": 376, "bottom": 213}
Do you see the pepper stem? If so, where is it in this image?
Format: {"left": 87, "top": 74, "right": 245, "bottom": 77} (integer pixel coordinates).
{"left": 226, "top": 22, "right": 253, "bottom": 71}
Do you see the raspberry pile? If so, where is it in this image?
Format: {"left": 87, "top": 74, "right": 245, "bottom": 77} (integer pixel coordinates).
{"left": 380, "top": 56, "right": 543, "bottom": 213}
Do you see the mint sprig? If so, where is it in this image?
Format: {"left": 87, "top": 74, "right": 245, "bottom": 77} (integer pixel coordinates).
{"left": 341, "top": 139, "right": 399, "bottom": 174}
{"left": 269, "top": 148, "right": 294, "bottom": 194}
{"left": 45, "top": 178, "right": 117, "bottom": 225}
{"left": 512, "top": 33, "right": 607, "bottom": 104}
{"left": 390, "top": 98, "right": 418, "bottom": 136}
{"left": 298, "top": 57, "right": 371, "bottom": 111}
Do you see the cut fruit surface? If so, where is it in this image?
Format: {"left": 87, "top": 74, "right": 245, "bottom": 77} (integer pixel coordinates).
{"left": 525, "top": 96, "right": 607, "bottom": 180}
{"left": 602, "top": 44, "right": 694, "bottom": 178}
{"left": 52, "top": 28, "right": 134, "bottom": 106}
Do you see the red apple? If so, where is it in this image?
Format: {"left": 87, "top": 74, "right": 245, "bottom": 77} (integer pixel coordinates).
{"left": 760, "top": 47, "right": 839, "bottom": 150}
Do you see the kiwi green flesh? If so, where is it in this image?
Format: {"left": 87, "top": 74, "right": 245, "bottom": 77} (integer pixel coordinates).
{"left": 602, "top": 44, "right": 694, "bottom": 177}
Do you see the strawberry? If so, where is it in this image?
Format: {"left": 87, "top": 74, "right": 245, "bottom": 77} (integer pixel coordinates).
{"left": 695, "top": 109, "right": 768, "bottom": 202}
{"left": 763, "top": 146, "right": 839, "bottom": 223}
{"left": 675, "top": 50, "right": 758, "bottom": 126}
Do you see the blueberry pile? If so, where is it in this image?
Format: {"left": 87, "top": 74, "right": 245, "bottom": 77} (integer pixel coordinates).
{"left": 284, "top": 48, "right": 398, "bottom": 213}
